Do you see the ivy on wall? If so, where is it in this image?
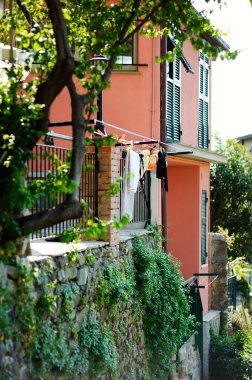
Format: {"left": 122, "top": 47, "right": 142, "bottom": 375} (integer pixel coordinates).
{"left": 0, "top": 229, "right": 193, "bottom": 380}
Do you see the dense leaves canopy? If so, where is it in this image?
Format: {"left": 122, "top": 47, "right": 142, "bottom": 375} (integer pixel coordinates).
{"left": 211, "top": 138, "right": 252, "bottom": 260}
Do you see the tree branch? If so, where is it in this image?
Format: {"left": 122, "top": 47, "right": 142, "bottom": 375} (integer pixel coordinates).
{"left": 30, "top": 0, "right": 74, "bottom": 148}
{"left": 66, "top": 77, "right": 86, "bottom": 202}
{"left": 16, "top": 200, "right": 83, "bottom": 234}
{"left": 118, "top": 0, "right": 165, "bottom": 45}
{"left": 16, "top": 0, "right": 41, "bottom": 32}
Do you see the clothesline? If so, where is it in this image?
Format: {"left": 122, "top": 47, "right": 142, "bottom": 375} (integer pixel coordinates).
{"left": 198, "top": 275, "right": 219, "bottom": 289}
{"left": 95, "top": 119, "right": 158, "bottom": 142}
{"left": 95, "top": 119, "right": 193, "bottom": 155}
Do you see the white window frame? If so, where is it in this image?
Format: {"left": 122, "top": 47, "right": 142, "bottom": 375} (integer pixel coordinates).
{"left": 198, "top": 52, "right": 210, "bottom": 149}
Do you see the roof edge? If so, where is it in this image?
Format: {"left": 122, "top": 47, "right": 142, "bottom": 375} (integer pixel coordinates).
{"left": 168, "top": 143, "right": 228, "bottom": 164}
{"left": 201, "top": 31, "right": 230, "bottom": 51}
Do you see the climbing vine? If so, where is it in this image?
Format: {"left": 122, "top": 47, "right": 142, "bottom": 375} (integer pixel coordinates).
{"left": 133, "top": 232, "right": 194, "bottom": 379}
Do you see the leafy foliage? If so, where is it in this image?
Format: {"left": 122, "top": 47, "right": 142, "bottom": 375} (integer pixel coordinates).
{"left": 210, "top": 331, "right": 252, "bottom": 380}
{"left": 210, "top": 306, "right": 252, "bottom": 380}
{"left": 95, "top": 263, "right": 135, "bottom": 306}
{"left": 211, "top": 138, "right": 252, "bottom": 260}
{"left": 80, "top": 317, "right": 119, "bottom": 376}
{"left": 133, "top": 232, "right": 193, "bottom": 379}
{"left": 236, "top": 278, "right": 251, "bottom": 304}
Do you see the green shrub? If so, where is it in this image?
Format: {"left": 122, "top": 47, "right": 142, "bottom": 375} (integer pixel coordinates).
{"left": 133, "top": 234, "right": 193, "bottom": 380}
{"left": 210, "top": 330, "right": 252, "bottom": 380}
{"left": 237, "top": 278, "right": 251, "bottom": 303}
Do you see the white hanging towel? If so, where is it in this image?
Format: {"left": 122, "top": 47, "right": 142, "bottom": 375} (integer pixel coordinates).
{"left": 121, "top": 149, "right": 140, "bottom": 220}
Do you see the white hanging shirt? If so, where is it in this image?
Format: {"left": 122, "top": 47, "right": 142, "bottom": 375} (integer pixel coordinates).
{"left": 121, "top": 149, "right": 140, "bottom": 220}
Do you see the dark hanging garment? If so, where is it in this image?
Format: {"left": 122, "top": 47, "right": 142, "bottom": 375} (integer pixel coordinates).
{"left": 156, "top": 151, "right": 168, "bottom": 192}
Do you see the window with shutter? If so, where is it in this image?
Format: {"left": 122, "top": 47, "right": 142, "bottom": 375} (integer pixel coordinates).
{"left": 201, "top": 190, "right": 207, "bottom": 265}
{"left": 166, "top": 55, "right": 181, "bottom": 142}
{"left": 198, "top": 53, "right": 209, "bottom": 149}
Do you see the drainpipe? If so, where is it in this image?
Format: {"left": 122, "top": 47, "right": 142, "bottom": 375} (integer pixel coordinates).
{"left": 160, "top": 36, "right": 168, "bottom": 253}
{"left": 151, "top": 39, "right": 155, "bottom": 139}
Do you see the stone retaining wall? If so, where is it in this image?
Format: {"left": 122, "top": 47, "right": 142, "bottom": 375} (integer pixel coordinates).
{"left": 170, "top": 336, "right": 201, "bottom": 380}
{"left": 0, "top": 234, "right": 152, "bottom": 380}
{"left": 0, "top": 232, "right": 201, "bottom": 380}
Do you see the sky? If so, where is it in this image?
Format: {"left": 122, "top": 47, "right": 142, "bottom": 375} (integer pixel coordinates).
{"left": 194, "top": 0, "right": 252, "bottom": 143}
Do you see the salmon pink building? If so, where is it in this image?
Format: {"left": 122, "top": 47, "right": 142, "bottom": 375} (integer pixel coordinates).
{"left": 48, "top": 32, "right": 228, "bottom": 315}
{"left": 97, "top": 34, "right": 227, "bottom": 314}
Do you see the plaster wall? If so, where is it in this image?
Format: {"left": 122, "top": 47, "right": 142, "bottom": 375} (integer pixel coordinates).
{"left": 180, "top": 40, "right": 212, "bottom": 149}
{"left": 180, "top": 40, "right": 199, "bottom": 147}
{"left": 103, "top": 35, "right": 161, "bottom": 141}
{"left": 167, "top": 164, "right": 200, "bottom": 279}
{"left": 167, "top": 159, "right": 211, "bottom": 314}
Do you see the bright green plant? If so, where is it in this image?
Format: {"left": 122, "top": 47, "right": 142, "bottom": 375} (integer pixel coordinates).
{"left": 95, "top": 263, "right": 135, "bottom": 306}
{"left": 80, "top": 317, "right": 119, "bottom": 376}
{"left": 60, "top": 282, "right": 80, "bottom": 320}
{"left": 132, "top": 232, "right": 193, "bottom": 380}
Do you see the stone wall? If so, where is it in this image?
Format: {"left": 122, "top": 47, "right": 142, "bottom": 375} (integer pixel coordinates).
{"left": 170, "top": 336, "right": 201, "bottom": 380}
{"left": 0, "top": 230, "right": 201, "bottom": 380}
{"left": 0, "top": 234, "right": 152, "bottom": 380}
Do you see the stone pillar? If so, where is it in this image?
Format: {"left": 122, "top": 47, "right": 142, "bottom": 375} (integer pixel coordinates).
{"left": 98, "top": 145, "right": 120, "bottom": 246}
{"left": 210, "top": 233, "right": 228, "bottom": 312}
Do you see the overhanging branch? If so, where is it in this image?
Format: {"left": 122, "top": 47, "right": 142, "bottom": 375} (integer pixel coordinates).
{"left": 16, "top": 200, "right": 83, "bottom": 234}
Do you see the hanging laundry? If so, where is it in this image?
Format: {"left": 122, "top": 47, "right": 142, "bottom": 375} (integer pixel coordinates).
{"left": 139, "top": 149, "right": 150, "bottom": 178}
{"left": 121, "top": 149, "right": 140, "bottom": 220}
{"left": 147, "top": 148, "right": 159, "bottom": 171}
{"left": 156, "top": 151, "right": 168, "bottom": 191}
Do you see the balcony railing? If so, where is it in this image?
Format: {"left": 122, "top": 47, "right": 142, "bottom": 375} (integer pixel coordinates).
{"left": 228, "top": 271, "right": 237, "bottom": 310}
{"left": 27, "top": 143, "right": 98, "bottom": 239}
{"left": 27, "top": 143, "right": 151, "bottom": 239}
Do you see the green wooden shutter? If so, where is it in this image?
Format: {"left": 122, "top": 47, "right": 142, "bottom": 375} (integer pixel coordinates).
{"left": 203, "top": 101, "right": 208, "bottom": 149}
{"left": 175, "top": 56, "right": 180, "bottom": 81}
{"left": 200, "top": 64, "right": 204, "bottom": 94}
{"left": 198, "top": 54, "right": 209, "bottom": 149}
{"left": 201, "top": 190, "right": 207, "bottom": 265}
{"left": 166, "top": 81, "right": 173, "bottom": 141}
{"left": 174, "top": 84, "right": 181, "bottom": 141}
{"left": 166, "top": 56, "right": 181, "bottom": 143}
{"left": 198, "top": 99, "right": 204, "bottom": 148}
{"left": 205, "top": 67, "right": 209, "bottom": 97}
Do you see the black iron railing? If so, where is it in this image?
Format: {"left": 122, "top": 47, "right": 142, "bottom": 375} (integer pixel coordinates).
{"left": 228, "top": 271, "right": 237, "bottom": 310}
{"left": 27, "top": 143, "right": 98, "bottom": 239}
{"left": 27, "top": 144, "right": 151, "bottom": 239}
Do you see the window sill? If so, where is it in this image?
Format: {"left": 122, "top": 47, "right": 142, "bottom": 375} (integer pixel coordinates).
{"left": 113, "top": 69, "right": 142, "bottom": 74}
{"left": 113, "top": 63, "right": 148, "bottom": 73}
{"left": 201, "top": 263, "right": 208, "bottom": 269}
